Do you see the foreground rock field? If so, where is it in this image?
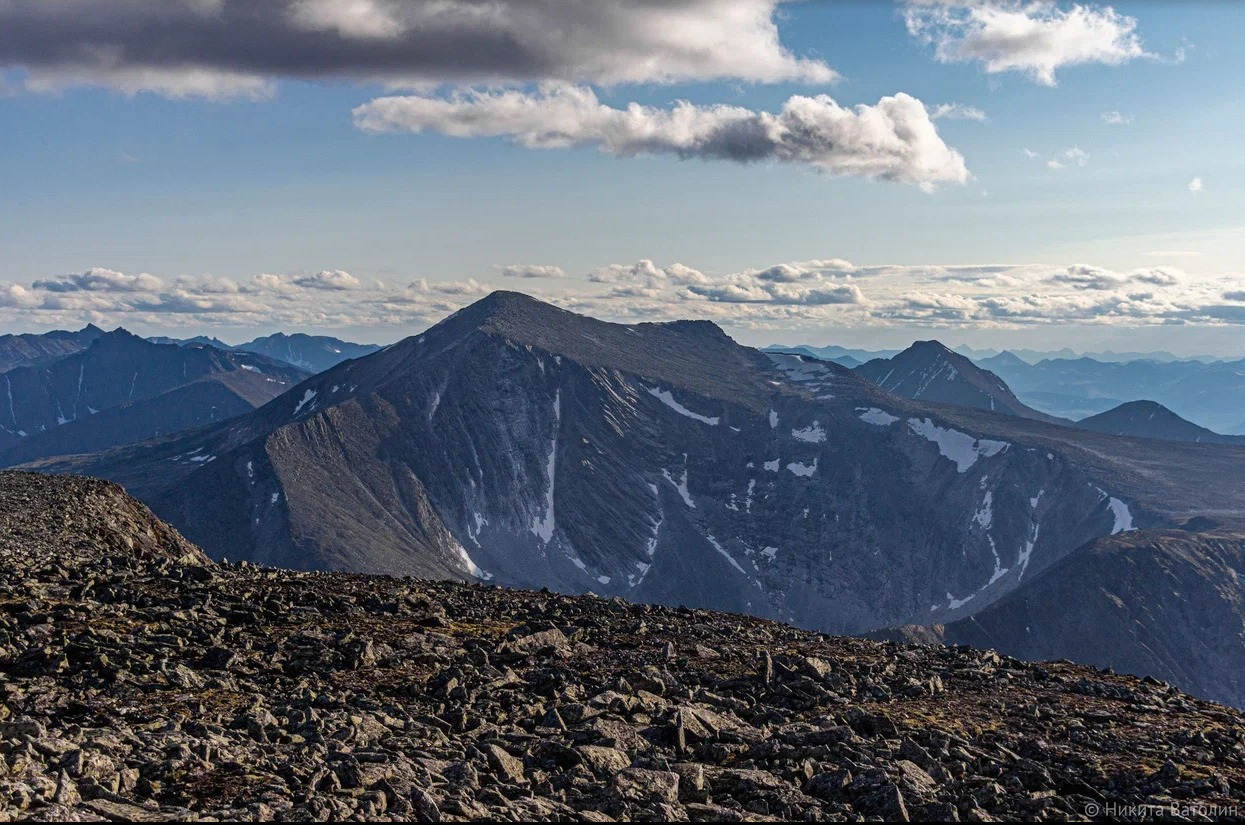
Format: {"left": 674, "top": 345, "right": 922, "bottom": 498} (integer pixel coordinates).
{"left": 0, "top": 471, "right": 1242, "bottom": 821}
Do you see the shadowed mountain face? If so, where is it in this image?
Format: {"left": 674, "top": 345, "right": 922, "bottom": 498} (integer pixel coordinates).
{"left": 0, "top": 325, "right": 103, "bottom": 372}
{"left": 880, "top": 525, "right": 1245, "bottom": 709}
{"left": 1076, "top": 400, "right": 1245, "bottom": 445}
{"left": 0, "top": 330, "right": 309, "bottom": 465}
{"left": 28, "top": 293, "right": 1245, "bottom": 639}
{"left": 854, "top": 341, "right": 1066, "bottom": 425}
{"left": 235, "top": 332, "right": 382, "bottom": 374}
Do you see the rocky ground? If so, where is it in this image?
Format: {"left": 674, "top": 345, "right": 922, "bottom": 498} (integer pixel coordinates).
{"left": 0, "top": 471, "right": 1243, "bottom": 822}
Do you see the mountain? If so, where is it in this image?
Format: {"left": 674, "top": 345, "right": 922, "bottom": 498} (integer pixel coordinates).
{"left": 0, "top": 324, "right": 103, "bottom": 371}
{"left": 881, "top": 524, "right": 1245, "bottom": 708}
{"left": 5, "top": 469, "right": 1244, "bottom": 821}
{"left": 854, "top": 340, "right": 1065, "bottom": 424}
{"left": 31, "top": 293, "right": 1245, "bottom": 645}
{"left": 1077, "top": 400, "right": 1245, "bottom": 444}
{"left": 235, "top": 332, "right": 381, "bottom": 373}
{"left": 146, "top": 334, "right": 234, "bottom": 350}
{"left": 762, "top": 344, "right": 898, "bottom": 364}
{"left": 0, "top": 330, "right": 309, "bottom": 465}
{"left": 979, "top": 355, "right": 1245, "bottom": 434}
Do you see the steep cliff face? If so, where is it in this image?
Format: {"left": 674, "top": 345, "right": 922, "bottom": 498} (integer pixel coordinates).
{"left": 880, "top": 525, "right": 1245, "bottom": 709}
{"left": 36, "top": 293, "right": 1245, "bottom": 641}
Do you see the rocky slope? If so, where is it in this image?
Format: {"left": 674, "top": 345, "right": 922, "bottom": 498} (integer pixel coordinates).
{"left": 1, "top": 470, "right": 1243, "bottom": 822}
{"left": 0, "top": 330, "right": 309, "bottom": 465}
{"left": 855, "top": 341, "right": 1065, "bottom": 424}
{"left": 28, "top": 293, "right": 1245, "bottom": 642}
{"left": 881, "top": 524, "right": 1245, "bottom": 709}
{"left": 1077, "top": 400, "right": 1245, "bottom": 444}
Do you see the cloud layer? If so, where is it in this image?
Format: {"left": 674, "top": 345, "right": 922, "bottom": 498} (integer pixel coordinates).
{"left": 354, "top": 86, "right": 969, "bottom": 189}
{"left": 5, "top": 259, "right": 1245, "bottom": 342}
{"left": 0, "top": 0, "right": 833, "bottom": 98}
{"left": 904, "top": 0, "right": 1148, "bottom": 86}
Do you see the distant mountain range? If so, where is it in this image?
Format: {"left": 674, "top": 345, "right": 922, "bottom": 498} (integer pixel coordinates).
{"left": 0, "top": 324, "right": 103, "bottom": 371}
{"left": 0, "top": 330, "right": 308, "bottom": 466}
{"left": 150, "top": 332, "right": 381, "bottom": 374}
{"left": 978, "top": 353, "right": 1245, "bottom": 434}
{"left": 764, "top": 342, "right": 1235, "bottom": 366}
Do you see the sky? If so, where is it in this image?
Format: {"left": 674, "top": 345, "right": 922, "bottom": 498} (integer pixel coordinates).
{"left": 1, "top": 0, "right": 1243, "bottom": 354}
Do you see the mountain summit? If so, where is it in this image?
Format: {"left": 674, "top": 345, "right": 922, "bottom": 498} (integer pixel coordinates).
{"left": 1077, "top": 399, "right": 1245, "bottom": 444}
{"left": 855, "top": 340, "right": 1064, "bottom": 424}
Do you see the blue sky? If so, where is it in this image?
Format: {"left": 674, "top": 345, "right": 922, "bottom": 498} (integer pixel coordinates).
{"left": 1, "top": 1, "right": 1242, "bottom": 354}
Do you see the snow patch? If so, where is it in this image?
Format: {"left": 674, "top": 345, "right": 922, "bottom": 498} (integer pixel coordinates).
{"left": 647, "top": 386, "right": 719, "bottom": 425}
{"left": 791, "top": 421, "right": 826, "bottom": 443}
{"left": 761, "top": 546, "right": 778, "bottom": 560}
{"left": 973, "top": 492, "right": 993, "bottom": 530}
{"left": 705, "top": 533, "right": 748, "bottom": 576}
{"left": 662, "top": 463, "right": 695, "bottom": 508}
{"left": 786, "top": 459, "right": 817, "bottom": 477}
{"left": 454, "top": 541, "right": 493, "bottom": 580}
{"left": 907, "top": 417, "right": 1008, "bottom": 472}
{"left": 857, "top": 407, "right": 899, "bottom": 426}
{"left": 763, "top": 459, "right": 780, "bottom": 472}
{"left": 240, "top": 364, "right": 261, "bottom": 373}
{"left": 1108, "top": 497, "right": 1134, "bottom": 534}
{"left": 530, "top": 390, "right": 560, "bottom": 544}
{"left": 768, "top": 409, "right": 779, "bottom": 429}
{"left": 293, "top": 389, "right": 318, "bottom": 416}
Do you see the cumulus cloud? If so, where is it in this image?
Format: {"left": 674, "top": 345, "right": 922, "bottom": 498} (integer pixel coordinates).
{"left": 0, "top": 0, "right": 834, "bottom": 98}
{"left": 354, "top": 86, "right": 969, "bottom": 189}
{"left": 31, "top": 267, "right": 163, "bottom": 293}
{"left": 495, "top": 264, "right": 567, "bottom": 280}
{"left": 292, "top": 269, "right": 362, "bottom": 290}
{"left": 904, "top": 0, "right": 1149, "bottom": 86}
{"left": 1189, "top": 177, "right": 1204, "bottom": 193}
{"left": 1101, "top": 110, "right": 1131, "bottom": 125}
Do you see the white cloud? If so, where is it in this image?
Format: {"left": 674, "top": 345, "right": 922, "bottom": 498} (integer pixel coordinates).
{"left": 6, "top": 260, "right": 1243, "bottom": 338}
{"left": 1101, "top": 110, "right": 1131, "bottom": 125}
{"left": 904, "top": 0, "right": 1149, "bottom": 86}
{"left": 1034, "top": 146, "right": 1088, "bottom": 170}
{"left": 930, "top": 102, "right": 988, "bottom": 121}
{"left": 0, "top": 0, "right": 834, "bottom": 99}
{"left": 354, "top": 85, "right": 969, "bottom": 189}
{"left": 32, "top": 267, "right": 164, "bottom": 293}
{"left": 495, "top": 264, "right": 568, "bottom": 280}
{"left": 293, "top": 270, "right": 362, "bottom": 290}
{"left": 1189, "top": 177, "right": 1204, "bottom": 193}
